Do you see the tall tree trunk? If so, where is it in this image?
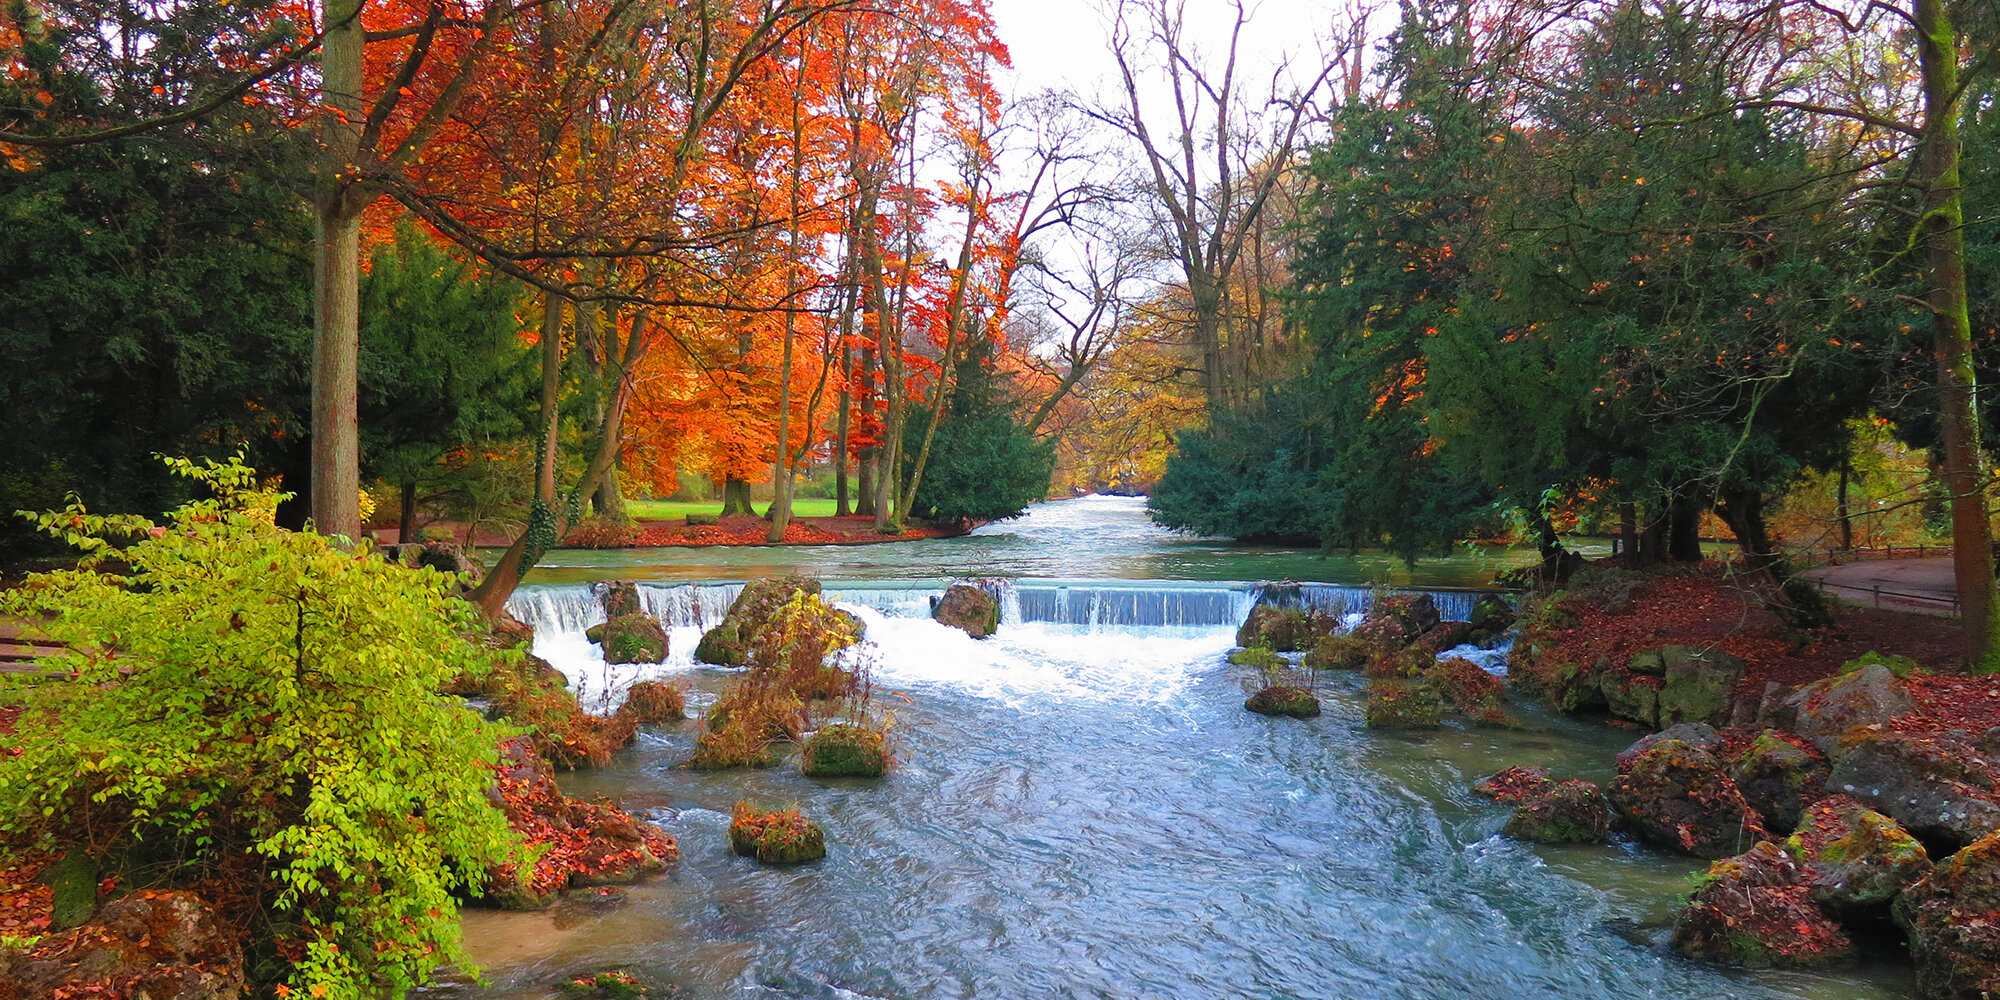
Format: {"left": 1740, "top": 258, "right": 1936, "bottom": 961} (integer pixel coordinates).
{"left": 1916, "top": 0, "right": 1998, "bottom": 669}
{"left": 472, "top": 314, "right": 650, "bottom": 617}
{"left": 1668, "top": 492, "right": 1705, "bottom": 564}
{"left": 1837, "top": 457, "right": 1852, "bottom": 552}
{"left": 1715, "top": 488, "right": 1777, "bottom": 574}
{"left": 399, "top": 480, "right": 418, "bottom": 541}
{"left": 1620, "top": 501, "right": 1639, "bottom": 569}
{"left": 309, "top": 0, "right": 366, "bottom": 539}
{"left": 534, "top": 292, "right": 563, "bottom": 505}
{"left": 720, "top": 478, "right": 754, "bottom": 517}
{"left": 835, "top": 340, "right": 852, "bottom": 516}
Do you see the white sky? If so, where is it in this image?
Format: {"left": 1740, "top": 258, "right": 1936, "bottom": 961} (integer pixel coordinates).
{"left": 988, "top": 0, "right": 1366, "bottom": 108}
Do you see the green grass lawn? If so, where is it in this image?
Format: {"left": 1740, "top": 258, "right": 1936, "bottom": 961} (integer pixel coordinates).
{"left": 626, "top": 498, "right": 842, "bottom": 520}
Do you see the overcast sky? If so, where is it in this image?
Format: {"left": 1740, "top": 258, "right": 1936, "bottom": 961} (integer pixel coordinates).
{"left": 988, "top": 0, "right": 1364, "bottom": 107}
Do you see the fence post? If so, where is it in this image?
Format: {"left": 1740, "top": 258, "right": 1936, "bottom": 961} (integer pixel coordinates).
{"left": 1873, "top": 583, "right": 1881, "bottom": 608}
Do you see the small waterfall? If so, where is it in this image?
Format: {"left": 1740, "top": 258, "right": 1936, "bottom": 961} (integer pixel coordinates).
{"left": 637, "top": 583, "right": 742, "bottom": 630}
{"left": 1005, "top": 583, "right": 1254, "bottom": 630}
{"left": 1282, "top": 584, "right": 1481, "bottom": 624}
{"left": 505, "top": 586, "right": 605, "bottom": 633}
{"left": 825, "top": 584, "right": 942, "bottom": 618}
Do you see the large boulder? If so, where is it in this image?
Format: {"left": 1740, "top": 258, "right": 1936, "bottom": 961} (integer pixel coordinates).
{"left": 1468, "top": 593, "right": 1516, "bottom": 633}
{"left": 1615, "top": 722, "right": 1724, "bottom": 769}
{"left": 1784, "top": 795, "right": 1932, "bottom": 918}
{"left": 1364, "top": 679, "right": 1442, "bottom": 729}
{"left": 1245, "top": 685, "right": 1321, "bottom": 718}
{"left": 1670, "top": 842, "right": 1855, "bottom": 969}
{"left": 1304, "top": 634, "right": 1371, "bottom": 671}
{"left": 1428, "top": 657, "right": 1509, "bottom": 726}
{"left": 1608, "top": 735, "right": 1769, "bottom": 859}
{"left": 602, "top": 580, "right": 643, "bottom": 618}
{"left": 585, "top": 613, "right": 669, "bottom": 664}
{"left": 1504, "top": 650, "right": 1605, "bottom": 714}
{"left": 1896, "top": 830, "right": 2000, "bottom": 1000}
{"left": 0, "top": 890, "right": 245, "bottom": 1000}
{"left": 1655, "top": 645, "right": 1746, "bottom": 729}
{"left": 695, "top": 576, "right": 824, "bottom": 665}
{"left": 1503, "top": 779, "right": 1612, "bottom": 844}
{"left": 1827, "top": 730, "right": 2000, "bottom": 852}
{"left": 1350, "top": 594, "right": 1441, "bottom": 648}
{"left": 1728, "top": 729, "right": 1830, "bottom": 835}
{"left": 1599, "top": 665, "right": 1662, "bottom": 729}
{"left": 1236, "top": 605, "right": 1313, "bottom": 651}
{"left": 1779, "top": 663, "right": 1916, "bottom": 756}
{"left": 932, "top": 583, "right": 999, "bottom": 639}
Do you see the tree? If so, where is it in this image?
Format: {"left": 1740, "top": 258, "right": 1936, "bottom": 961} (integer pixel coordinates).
{"left": 0, "top": 123, "right": 312, "bottom": 558}
{"left": 357, "top": 219, "right": 537, "bottom": 538}
{"left": 901, "top": 347, "right": 1053, "bottom": 523}
{"left": 1096, "top": 0, "right": 1362, "bottom": 411}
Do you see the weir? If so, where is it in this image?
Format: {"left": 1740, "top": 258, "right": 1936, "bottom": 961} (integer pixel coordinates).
{"left": 506, "top": 579, "right": 1487, "bottom": 638}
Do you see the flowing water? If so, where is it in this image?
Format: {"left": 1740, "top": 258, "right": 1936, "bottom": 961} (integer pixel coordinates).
{"left": 440, "top": 497, "right": 1911, "bottom": 1000}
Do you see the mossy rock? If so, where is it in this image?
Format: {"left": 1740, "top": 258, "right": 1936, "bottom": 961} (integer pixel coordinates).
{"left": 41, "top": 852, "right": 97, "bottom": 930}
{"left": 802, "top": 724, "right": 888, "bottom": 778}
{"left": 1245, "top": 685, "right": 1320, "bottom": 718}
{"left": 1229, "top": 646, "right": 1286, "bottom": 672}
{"left": 1729, "top": 731, "right": 1827, "bottom": 835}
{"left": 1304, "top": 634, "right": 1370, "bottom": 671}
{"left": 1468, "top": 594, "right": 1517, "bottom": 632}
{"left": 1236, "top": 606, "right": 1312, "bottom": 652}
{"left": 557, "top": 970, "right": 648, "bottom": 999}
{"left": 686, "top": 513, "right": 719, "bottom": 526}
{"left": 1502, "top": 779, "right": 1611, "bottom": 844}
{"left": 693, "top": 621, "right": 747, "bottom": 666}
{"left": 1364, "top": 680, "right": 1442, "bottom": 729}
{"left": 933, "top": 583, "right": 1000, "bottom": 638}
{"left": 1785, "top": 795, "right": 1931, "bottom": 917}
{"left": 587, "top": 613, "right": 669, "bottom": 664}
{"left": 1840, "top": 650, "right": 1919, "bottom": 679}
{"left": 1672, "top": 842, "right": 1856, "bottom": 969}
{"left": 729, "top": 806, "right": 826, "bottom": 865}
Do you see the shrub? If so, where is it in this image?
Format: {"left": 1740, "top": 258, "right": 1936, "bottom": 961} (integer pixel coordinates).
{"left": 563, "top": 515, "right": 641, "bottom": 549}
{"left": 619, "top": 680, "right": 688, "bottom": 723}
{"left": 0, "top": 456, "right": 518, "bottom": 999}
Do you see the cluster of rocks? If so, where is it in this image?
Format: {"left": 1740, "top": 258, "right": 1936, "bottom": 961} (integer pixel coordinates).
{"left": 1228, "top": 592, "right": 1521, "bottom": 727}
{"left": 1486, "top": 659, "right": 2000, "bottom": 996}
{"left": 1510, "top": 640, "right": 1748, "bottom": 730}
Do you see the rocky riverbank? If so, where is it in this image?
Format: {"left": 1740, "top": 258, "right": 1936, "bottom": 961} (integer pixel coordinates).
{"left": 1485, "top": 564, "right": 1999, "bottom": 996}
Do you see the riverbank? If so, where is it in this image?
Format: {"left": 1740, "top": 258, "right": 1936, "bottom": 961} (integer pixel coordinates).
{"left": 1483, "top": 561, "right": 2000, "bottom": 994}
{"left": 368, "top": 514, "right": 972, "bottom": 551}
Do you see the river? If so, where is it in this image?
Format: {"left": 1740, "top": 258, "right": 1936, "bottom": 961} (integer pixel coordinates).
{"left": 437, "top": 496, "right": 1910, "bottom": 1000}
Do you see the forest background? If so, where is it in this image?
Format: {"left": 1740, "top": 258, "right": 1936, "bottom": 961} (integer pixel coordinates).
{"left": 3, "top": 0, "right": 2000, "bottom": 647}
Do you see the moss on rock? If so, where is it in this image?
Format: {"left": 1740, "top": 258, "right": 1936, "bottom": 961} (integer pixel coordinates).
{"left": 1245, "top": 685, "right": 1321, "bottom": 718}
{"left": 802, "top": 724, "right": 888, "bottom": 778}
{"left": 1502, "top": 779, "right": 1611, "bottom": 844}
{"left": 1364, "top": 680, "right": 1442, "bottom": 729}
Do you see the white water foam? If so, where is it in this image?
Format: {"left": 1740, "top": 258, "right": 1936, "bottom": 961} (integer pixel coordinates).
{"left": 839, "top": 604, "right": 1231, "bottom": 708}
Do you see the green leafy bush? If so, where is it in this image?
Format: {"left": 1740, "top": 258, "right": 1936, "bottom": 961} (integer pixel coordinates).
{"left": 0, "top": 456, "right": 518, "bottom": 999}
